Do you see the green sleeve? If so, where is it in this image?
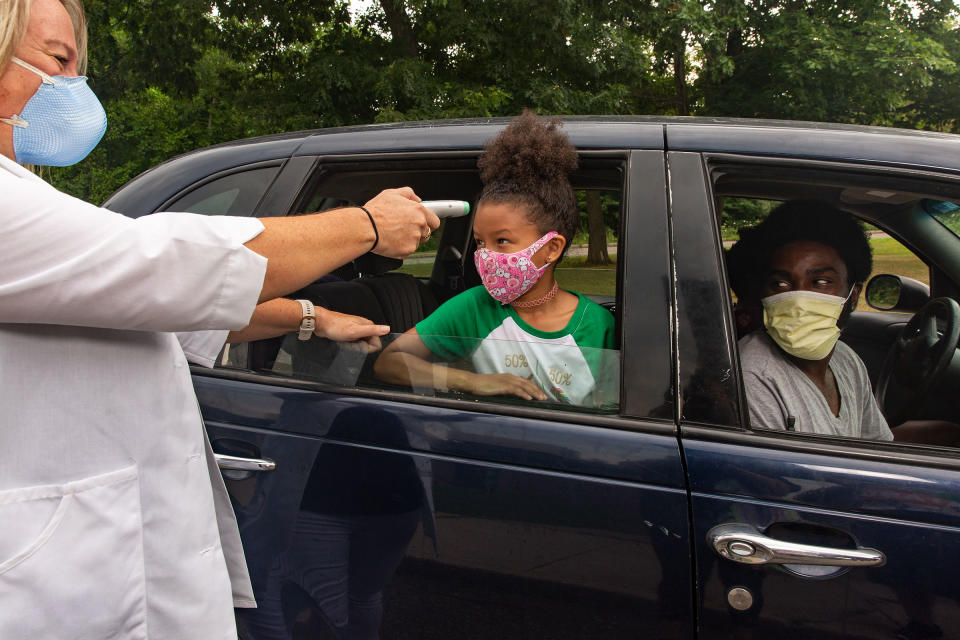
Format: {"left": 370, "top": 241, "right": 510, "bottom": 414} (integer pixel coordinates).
{"left": 573, "top": 298, "right": 616, "bottom": 352}
{"left": 415, "top": 286, "right": 487, "bottom": 360}
{"left": 575, "top": 300, "right": 619, "bottom": 410}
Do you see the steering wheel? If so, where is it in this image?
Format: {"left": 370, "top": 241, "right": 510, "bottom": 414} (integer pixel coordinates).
{"left": 874, "top": 297, "right": 960, "bottom": 425}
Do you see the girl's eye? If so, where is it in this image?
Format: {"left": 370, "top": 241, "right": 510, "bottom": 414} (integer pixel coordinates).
{"left": 474, "top": 238, "right": 484, "bottom": 247}
{"left": 497, "top": 238, "right": 510, "bottom": 245}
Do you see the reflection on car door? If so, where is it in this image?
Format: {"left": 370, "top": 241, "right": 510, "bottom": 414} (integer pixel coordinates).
{"left": 201, "top": 389, "right": 692, "bottom": 639}
{"left": 672, "top": 150, "right": 960, "bottom": 638}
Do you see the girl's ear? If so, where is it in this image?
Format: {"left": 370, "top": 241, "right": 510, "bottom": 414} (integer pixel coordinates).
{"left": 543, "top": 234, "right": 567, "bottom": 264}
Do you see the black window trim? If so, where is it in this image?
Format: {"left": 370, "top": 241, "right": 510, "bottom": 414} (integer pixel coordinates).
{"left": 668, "top": 151, "right": 745, "bottom": 427}
{"left": 285, "top": 150, "right": 630, "bottom": 214}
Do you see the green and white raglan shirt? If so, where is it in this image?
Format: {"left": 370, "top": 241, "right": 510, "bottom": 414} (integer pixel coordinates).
{"left": 416, "top": 286, "right": 618, "bottom": 409}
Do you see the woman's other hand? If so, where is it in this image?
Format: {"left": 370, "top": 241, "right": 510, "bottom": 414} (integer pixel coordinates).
{"left": 314, "top": 307, "right": 389, "bottom": 353}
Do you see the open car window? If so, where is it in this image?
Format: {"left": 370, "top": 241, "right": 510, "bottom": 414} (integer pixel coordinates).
{"left": 212, "top": 156, "right": 628, "bottom": 419}
{"left": 711, "top": 160, "right": 960, "bottom": 450}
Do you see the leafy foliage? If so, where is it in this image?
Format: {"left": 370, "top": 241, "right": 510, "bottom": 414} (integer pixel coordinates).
{"left": 47, "top": 0, "right": 960, "bottom": 244}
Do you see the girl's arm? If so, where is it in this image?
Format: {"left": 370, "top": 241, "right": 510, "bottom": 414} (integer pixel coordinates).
{"left": 374, "top": 328, "right": 547, "bottom": 400}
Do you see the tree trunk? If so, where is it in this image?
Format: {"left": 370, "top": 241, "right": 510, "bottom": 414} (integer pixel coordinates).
{"left": 586, "top": 191, "right": 610, "bottom": 265}
{"left": 673, "top": 31, "right": 690, "bottom": 116}
{"left": 726, "top": 27, "right": 743, "bottom": 58}
{"left": 379, "top": 0, "right": 419, "bottom": 58}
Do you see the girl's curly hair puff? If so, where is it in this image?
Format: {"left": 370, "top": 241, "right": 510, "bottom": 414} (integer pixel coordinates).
{"left": 477, "top": 110, "right": 579, "bottom": 257}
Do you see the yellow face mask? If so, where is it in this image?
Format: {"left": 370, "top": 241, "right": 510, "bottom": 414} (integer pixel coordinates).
{"left": 762, "top": 289, "right": 852, "bottom": 360}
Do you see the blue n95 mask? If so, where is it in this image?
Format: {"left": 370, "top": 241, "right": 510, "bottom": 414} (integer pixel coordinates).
{"left": 0, "top": 57, "right": 107, "bottom": 166}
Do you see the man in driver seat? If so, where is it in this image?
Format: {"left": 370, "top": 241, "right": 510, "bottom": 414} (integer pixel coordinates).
{"left": 730, "top": 200, "right": 893, "bottom": 440}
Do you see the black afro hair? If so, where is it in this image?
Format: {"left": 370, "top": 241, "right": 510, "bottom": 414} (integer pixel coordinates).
{"left": 477, "top": 110, "right": 579, "bottom": 252}
{"left": 728, "top": 199, "right": 873, "bottom": 300}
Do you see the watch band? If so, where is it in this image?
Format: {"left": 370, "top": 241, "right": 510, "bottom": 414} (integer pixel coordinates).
{"left": 296, "top": 299, "right": 316, "bottom": 341}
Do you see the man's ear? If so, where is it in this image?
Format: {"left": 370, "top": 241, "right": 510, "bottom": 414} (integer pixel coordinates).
{"left": 849, "top": 282, "right": 864, "bottom": 309}
{"left": 837, "top": 282, "right": 863, "bottom": 329}
{"left": 543, "top": 234, "right": 567, "bottom": 264}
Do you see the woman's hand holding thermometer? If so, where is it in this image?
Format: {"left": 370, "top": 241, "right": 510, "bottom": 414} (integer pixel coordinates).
{"left": 421, "top": 200, "right": 471, "bottom": 218}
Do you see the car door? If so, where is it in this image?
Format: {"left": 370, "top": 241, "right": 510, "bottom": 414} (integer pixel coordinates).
{"left": 193, "top": 147, "right": 696, "bottom": 639}
{"left": 668, "top": 147, "right": 960, "bottom": 639}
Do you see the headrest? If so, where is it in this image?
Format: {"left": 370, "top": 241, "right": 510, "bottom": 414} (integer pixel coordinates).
{"left": 293, "top": 279, "right": 387, "bottom": 325}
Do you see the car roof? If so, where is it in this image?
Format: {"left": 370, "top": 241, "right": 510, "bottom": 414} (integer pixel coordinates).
{"left": 148, "top": 115, "right": 960, "bottom": 158}
{"left": 103, "top": 116, "right": 960, "bottom": 213}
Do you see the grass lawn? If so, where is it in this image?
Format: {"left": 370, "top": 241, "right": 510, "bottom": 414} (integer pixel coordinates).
{"left": 397, "top": 237, "right": 926, "bottom": 306}
{"left": 868, "top": 237, "right": 928, "bottom": 284}
{"left": 861, "top": 238, "right": 928, "bottom": 312}
{"left": 554, "top": 255, "right": 618, "bottom": 296}
{"left": 396, "top": 262, "right": 433, "bottom": 278}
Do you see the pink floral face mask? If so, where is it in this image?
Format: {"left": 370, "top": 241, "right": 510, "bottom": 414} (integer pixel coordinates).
{"left": 474, "top": 231, "right": 559, "bottom": 304}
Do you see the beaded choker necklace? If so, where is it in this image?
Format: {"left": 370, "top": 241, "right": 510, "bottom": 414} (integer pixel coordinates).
{"left": 511, "top": 281, "right": 559, "bottom": 308}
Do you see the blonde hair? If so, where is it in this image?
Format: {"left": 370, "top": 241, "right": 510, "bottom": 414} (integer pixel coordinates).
{"left": 60, "top": 0, "right": 87, "bottom": 75}
{"left": 0, "top": 0, "right": 88, "bottom": 77}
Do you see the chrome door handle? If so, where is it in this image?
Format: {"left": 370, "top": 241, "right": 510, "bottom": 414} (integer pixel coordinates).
{"left": 214, "top": 453, "right": 276, "bottom": 472}
{"left": 708, "top": 523, "right": 885, "bottom": 568}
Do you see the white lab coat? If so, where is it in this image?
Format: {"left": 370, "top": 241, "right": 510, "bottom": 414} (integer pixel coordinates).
{"left": 0, "top": 154, "right": 267, "bottom": 639}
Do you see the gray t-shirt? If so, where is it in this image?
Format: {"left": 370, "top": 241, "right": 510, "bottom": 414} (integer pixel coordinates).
{"left": 739, "top": 331, "right": 893, "bottom": 441}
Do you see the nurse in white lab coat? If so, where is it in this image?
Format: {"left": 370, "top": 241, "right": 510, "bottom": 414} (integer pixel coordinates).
{"left": 0, "top": 1, "right": 440, "bottom": 638}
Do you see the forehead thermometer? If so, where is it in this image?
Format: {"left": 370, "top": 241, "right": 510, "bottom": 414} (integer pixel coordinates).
{"left": 422, "top": 200, "right": 471, "bottom": 218}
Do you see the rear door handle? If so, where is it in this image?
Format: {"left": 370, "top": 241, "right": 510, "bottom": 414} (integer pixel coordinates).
{"left": 708, "top": 523, "right": 885, "bottom": 568}
{"left": 214, "top": 453, "right": 276, "bottom": 472}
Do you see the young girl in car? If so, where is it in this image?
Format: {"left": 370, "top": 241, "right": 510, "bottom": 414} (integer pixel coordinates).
{"left": 374, "top": 111, "right": 616, "bottom": 408}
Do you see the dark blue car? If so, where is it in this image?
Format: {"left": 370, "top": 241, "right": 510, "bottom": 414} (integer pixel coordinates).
{"left": 106, "top": 117, "right": 960, "bottom": 639}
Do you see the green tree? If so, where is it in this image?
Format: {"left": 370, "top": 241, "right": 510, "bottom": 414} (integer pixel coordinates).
{"left": 50, "top": 0, "right": 960, "bottom": 210}
{"left": 697, "top": 0, "right": 957, "bottom": 124}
